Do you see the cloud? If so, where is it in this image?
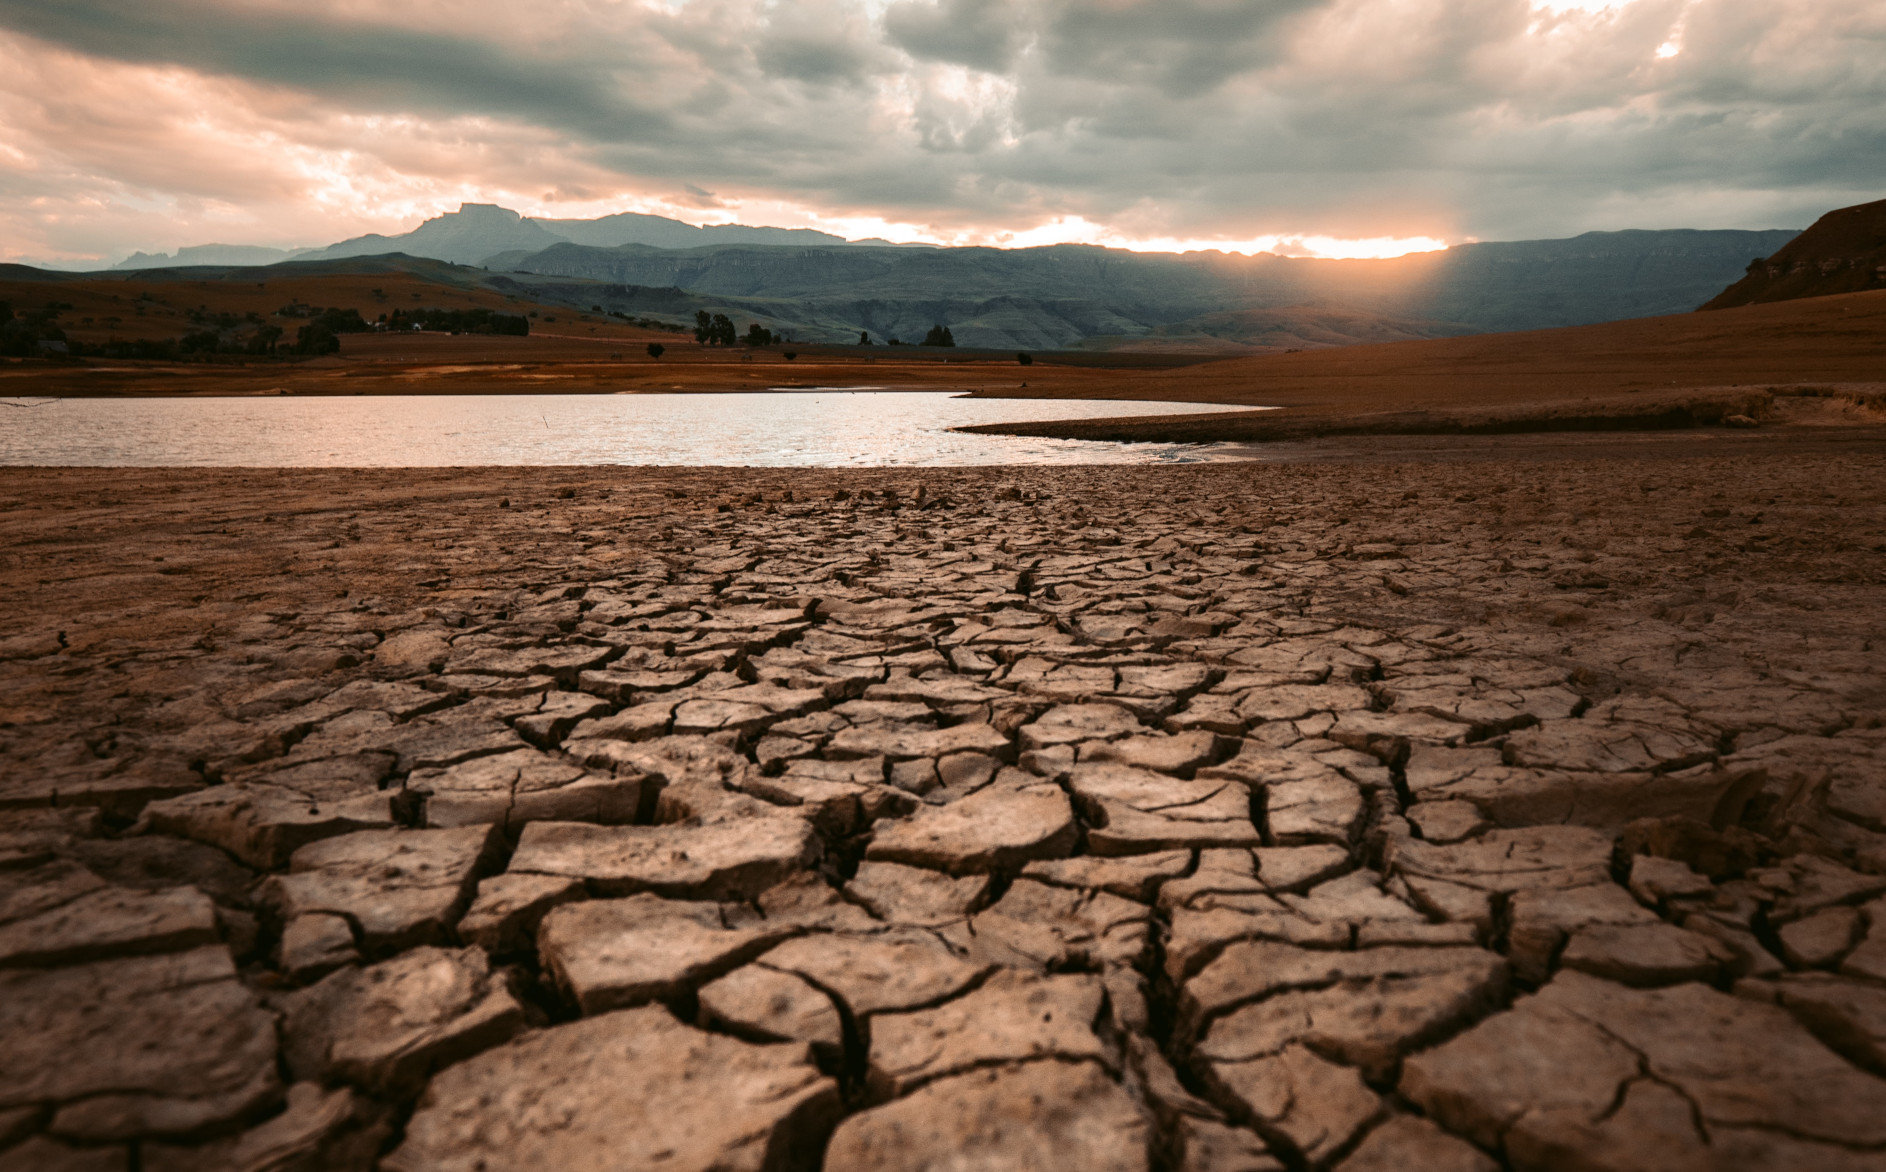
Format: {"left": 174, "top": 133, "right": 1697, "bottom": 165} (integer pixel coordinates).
{"left": 0, "top": 0, "right": 1879, "bottom": 264}
{"left": 884, "top": 0, "right": 1026, "bottom": 72}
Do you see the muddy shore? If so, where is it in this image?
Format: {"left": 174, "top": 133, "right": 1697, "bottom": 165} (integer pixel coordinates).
{"left": 3, "top": 431, "right": 1885, "bottom": 1169}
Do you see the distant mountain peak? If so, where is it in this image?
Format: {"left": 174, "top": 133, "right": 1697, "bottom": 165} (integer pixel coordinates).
{"left": 452, "top": 202, "right": 525, "bottom": 220}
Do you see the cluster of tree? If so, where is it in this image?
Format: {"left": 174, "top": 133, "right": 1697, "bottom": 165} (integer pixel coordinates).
{"left": 0, "top": 298, "right": 372, "bottom": 362}
{"left": 379, "top": 307, "right": 528, "bottom": 336}
{"left": 693, "top": 310, "right": 790, "bottom": 347}
{"left": 182, "top": 324, "right": 287, "bottom": 356}
{"left": 83, "top": 338, "right": 184, "bottom": 360}
{"left": 288, "top": 307, "right": 373, "bottom": 356}
{"left": 694, "top": 311, "right": 736, "bottom": 346}
{"left": 870, "top": 324, "right": 956, "bottom": 347}
{"left": 0, "top": 301, "right": 68, "bottom": 358}
{"left": 186, "top": 308, "right": 260, "bottom": 330}
{"left": 51, "top": 325, "right": 291, "bottom": 361}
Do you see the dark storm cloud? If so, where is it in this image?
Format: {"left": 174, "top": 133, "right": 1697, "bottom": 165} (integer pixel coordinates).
{"left": 0, "top": 0, "right": 679, "bottom": 139}
{"left": 1034, "top": 0, "right": 1324, "bottom": 97}
{"left": 884, "top": 0, "right": 1026, "bottom": 72}
{"left": 0, "top": 0, "right": 1881, "bottom": 262}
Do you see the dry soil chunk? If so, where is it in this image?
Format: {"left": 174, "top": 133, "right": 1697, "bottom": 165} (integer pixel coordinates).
{"left": 1203, "top": 1043, "right": 1382, "bottom": 1167}
{"left": 698, "top": 964, "right": 844, "bottom": 1052}
{"left": 960, "top": 877, "right": 1155, "bottom": 971}
{"left": 1402, "top": 969, "right": 1886, "bottom": 1165}
{"left": 846, "top": 860, "right": 990, "bottom": 925}
{"left": 1197, "top": 955, "right": 1508, "bottom": 1080}
{"left": 1558, "top": 921, "right": 1734, "bottom": 986}
{"left": 261, "top": 825, "right": 499, "bottom": 952}
{"left": 866, "top": 781, "right": 1077, "bottom": 874}
{"left": 1020, "top": 703, "right": 1144, "bottom": 750}
{"left": 385, "top": 1005, "right": 840, "bottom": 1172}
{"left": 1387, "top": 825, "right": 1613, "bottom": 893}
{"left": 279, "top": 946, "right": 526, "bottom": 1097}
{"left": 1504, "top": 701, "right": 1716, "bottom": 774}
{"left": 1505, "top": 882, "right": 1662, "bottom": 983}
{"left": 1175, "top": 1117, "right": 1287, "bottom": 1171}
{"left": 277, "top": 912, "right": 359, "bottom": 981}
{"left": 408, "top": 748, "right": 640, "bottom": 830}
{"left": 827, "top": 721, "right": 1013, "bottom": 761}
{"left": 0, "top": 946, "right": 279, "bottom": 1141}
{"left": 1265, "top": 775, "right": 1365, "bottom": 845}
{"left": 538, "top": 893, "right": 799, "bottom": 1013}
{"left": 1080, "top": 730, "right": 1223, "bottom": 774}
{"left": 827, "top": 1059, "right": 1152, "bottom": 1172}
{"left": 1770, "top": 973, "right": 1886, "bottom": 1076}
{"left": 867, "top": 969, "right": 1112, "bottom": 1097}
{"left": 141, "top": 781, "right": 397, "bottom": 870}
{"left": 1406, "top": 800, "right": 1491, "bottom": 845}
{"left": 1335, "top": 1114, "right": 1498, "bottom": 1172}
{"left": 1022, "top": 849, "right": 1192, "bottom": 900}
{"left": 457, "top": 872, "right": 585, "bottom": 954}
{"left": 0, "top": 864, "right": 217, "bottom": 968}
{"left": 141, "top": 1082, "right": 388, "bottom": 1172}
{"left": 1779, "top": 905, "right": 1864, "bottom": 969}
{"left": 1071, "top": 763, "right": 1262, "bottom": 855}
{"left": 1180, "top": 941, "right": 1508, "bottom": 1056}
{"left": 507, "top": 817, "right": 818, "bottom": 900}
{"left": 760, "top": 932, "right": 990, "bottom": 1017}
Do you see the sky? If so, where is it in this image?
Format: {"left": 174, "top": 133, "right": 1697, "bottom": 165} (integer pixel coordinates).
{"left": 0, "top": 0, "right": 1880, "bottom": 266}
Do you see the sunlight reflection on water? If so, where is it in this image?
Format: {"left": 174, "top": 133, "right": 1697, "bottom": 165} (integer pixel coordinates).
{"left": 0, "top": 391, "right": 1254, "bottom": 467}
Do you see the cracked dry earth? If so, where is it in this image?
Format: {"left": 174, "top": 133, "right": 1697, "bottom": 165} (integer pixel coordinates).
{"left": 2, "top": 442, "right": 1885, "bottom": 1171}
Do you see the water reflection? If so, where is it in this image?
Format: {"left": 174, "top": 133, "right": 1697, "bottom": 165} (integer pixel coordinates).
{"left": 0, "top": 392, "right": 1250, "bottom": 467}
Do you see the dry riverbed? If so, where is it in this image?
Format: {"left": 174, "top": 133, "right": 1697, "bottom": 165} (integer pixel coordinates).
{"left": 2, "top": 433, "right": 1885, "bottom": 1170}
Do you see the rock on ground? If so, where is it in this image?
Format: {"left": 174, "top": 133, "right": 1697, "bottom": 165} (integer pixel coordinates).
{"left": 385, "top": 1006, "right": 840, "bottom": 1172}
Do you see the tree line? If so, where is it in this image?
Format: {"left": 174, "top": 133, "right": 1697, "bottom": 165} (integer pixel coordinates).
{"left": 0, "top": 300, "right": 530, "bottom": 362}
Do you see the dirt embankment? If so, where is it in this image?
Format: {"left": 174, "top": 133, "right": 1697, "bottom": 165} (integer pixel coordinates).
{"left": 960, "top": 289, "right": 1886, "bottom": 443}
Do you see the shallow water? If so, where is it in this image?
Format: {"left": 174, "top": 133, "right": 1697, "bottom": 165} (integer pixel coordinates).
{"left": 0, "top": 391, "right": 1250, "bottom": 467}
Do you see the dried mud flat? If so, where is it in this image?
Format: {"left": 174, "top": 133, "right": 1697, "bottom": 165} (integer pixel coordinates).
{"left": 2, "top": 433, "right": 1885, "bottom": 1171}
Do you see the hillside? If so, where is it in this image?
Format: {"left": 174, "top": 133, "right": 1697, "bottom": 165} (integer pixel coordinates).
{"left": 959, "top": 288, "right": 1886, "bottom": 443}
{"left": 492, "top": 227, "right": 1798, "bottom": 347}
{"left": 0, "top": 254, "right": 683, "bottom": 360}
{"left": 1702, "top": 197, "right": 1886, "bottom": 309}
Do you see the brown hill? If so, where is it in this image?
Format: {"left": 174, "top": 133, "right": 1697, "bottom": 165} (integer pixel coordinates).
{"left": 1702, "top": 198, "right": 1886, "bottom": 309}
{"left": 962, "top": 287, "right": 1886, "bottom": 442}
{"left": 0, "top": 265, "right": 675, "bottom": 355}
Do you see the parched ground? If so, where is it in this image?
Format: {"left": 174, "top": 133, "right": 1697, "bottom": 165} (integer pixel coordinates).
{"left": 2, "top": 432, "right": 1885, "bottom": 1170}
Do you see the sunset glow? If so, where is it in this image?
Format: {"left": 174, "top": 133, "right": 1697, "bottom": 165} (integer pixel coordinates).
{"left": 0, "top": 0, "right": 1869, "bottom": 267}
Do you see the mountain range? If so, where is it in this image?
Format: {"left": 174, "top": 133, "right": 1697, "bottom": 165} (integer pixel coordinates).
{"left": 112, "top": 203, "right": 928, "bottom": 271}
{"left": 483, "top": 227, "right": 1799, "bottom": 348}
{"left": 98, "top": 202, "right": 1812, "bottom": 350}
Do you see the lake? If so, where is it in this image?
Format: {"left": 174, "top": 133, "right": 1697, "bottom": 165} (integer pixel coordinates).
{"left": 0, "top": 391, "right": 1250, "bottom": 467}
